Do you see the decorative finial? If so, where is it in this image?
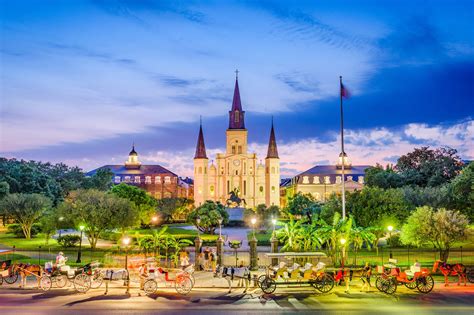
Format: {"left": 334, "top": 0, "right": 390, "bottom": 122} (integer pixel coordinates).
{"left": 200, "top": 115, "right": 202, "bottom": 126}
{"left": 271, "top": 115, "right": 274, "bottom": 126}
{"left": 235, "top": 69, "right": 239, "bottom": 80}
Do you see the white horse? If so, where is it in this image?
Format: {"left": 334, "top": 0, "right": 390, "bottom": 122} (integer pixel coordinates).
{"left": 214, "top": 265, "right": 251, "bottom": 293}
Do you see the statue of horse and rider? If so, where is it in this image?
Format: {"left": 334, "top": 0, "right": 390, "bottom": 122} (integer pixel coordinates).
{"left": 226, "top": 188, "right": 246, "bottom": 208}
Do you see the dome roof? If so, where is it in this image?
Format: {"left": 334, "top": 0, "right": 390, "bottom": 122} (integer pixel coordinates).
{"left": 129, "top": 145, "right": 138, "bottom": 156}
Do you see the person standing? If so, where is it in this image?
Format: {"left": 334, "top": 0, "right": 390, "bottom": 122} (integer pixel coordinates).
{"left": 210, "top": 249, "right": 217, "bottom": 272}
{"left": 361, "top": 262, "right": 372, "bottom": 292}
{"left": 139, "top": 263, "right": 148, "bottom": 291}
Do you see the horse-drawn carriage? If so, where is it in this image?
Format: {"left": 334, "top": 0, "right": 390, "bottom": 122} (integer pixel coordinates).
{"left": 143, "top": 266, "right": 194, "bottom": 295}
{"left": 40, "top": 261, "right": 102, "bottom": 292}
{"left": 0, "top": 260, "right": 19, "bottom": 285}
{"left": 257, "top": 252, "right": 334, "bottom": 294}
{"left": 375, "top": 259, "right": 434, "bottom": 294}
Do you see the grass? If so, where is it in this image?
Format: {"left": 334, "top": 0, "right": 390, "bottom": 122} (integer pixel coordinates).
{"left": 0, "top": 233, "right": 62, "bottom": 250}
{"left": 247, "top": 230, "right": 274, "bottom": 245}
{"left": 129, "top": 225, "right": 219, "bottom": 242}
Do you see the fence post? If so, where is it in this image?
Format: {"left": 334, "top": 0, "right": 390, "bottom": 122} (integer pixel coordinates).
{"left": 270, "top": 234, "right": 279, "bottom": 266}
{"left": 216, "top": 237, "right": 224, "bottom": 266}
{"left": 249, "top": 238, "right": 258, "bottom": 271}
{"left": 194, "top": 236, "right": 202, "bottom": 270}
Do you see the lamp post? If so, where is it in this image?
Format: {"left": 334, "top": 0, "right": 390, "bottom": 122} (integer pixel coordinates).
{"left": 340, "top": 238, "right": 347, "bottom": 267}
{"left": 122, "top": 237, "right": 131, "bottom": 294}
{"left": 387, "top": 225, "right": 393, "bottom": 259}
{"left": 218, "top": 217, "right": 223, "bottom": 240}
{"left": 58, "top": 216, "right": 64, "bottom": 238}
{"left": 250, "top": 217, "right": 257, "bottom": 241}
{"left": 194, "top": 216, "right": 202, "bottom": 269}
{"left": 271, "top": 216, "right": 277, "bottom": 237}
{"left": 76, "top": 225, "right": 85, "bottom": 263}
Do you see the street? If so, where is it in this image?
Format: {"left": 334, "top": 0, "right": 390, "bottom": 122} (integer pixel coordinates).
{"left": 1, "top": 281, "right": 473, "bottom": 314}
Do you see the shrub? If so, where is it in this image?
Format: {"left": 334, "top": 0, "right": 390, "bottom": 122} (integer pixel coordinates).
{"left": 57, "top": 235, "right": 81, "bottom": 247}
{"left": 7, "top": 223, "right": 41, "bottom": 238}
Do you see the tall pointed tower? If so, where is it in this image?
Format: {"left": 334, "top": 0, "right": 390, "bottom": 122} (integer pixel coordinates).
{"left": 226, "top": 71, "right": 248, "bottom": 156}
{"left": 193, "top": 120, "right": 209, "bottom": 206}
{"left": 265, "top": 118, "right": 280, "bottom": 207}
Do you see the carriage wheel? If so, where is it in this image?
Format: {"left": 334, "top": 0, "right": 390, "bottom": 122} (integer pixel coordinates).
{"left": 380, "top": 277, "right": 397, "bottom": 294}
{"left": 416, "top": 275, "right": 434, "bottom": 294}
{"left": 74, "top": 273, "right": 91, "bottom": 293}
{"left": 4, "top": 272, "right": 18, "bottom": 284}
{"left": 260, "top": 277, "right": 276, "bottom": 294}
{"left": 39, "top": 275, "right": 52, "bottom": 291}
{"left": 90, "top": 271, "right": 103, "bottom": 289}
{"left": 175, "top": 275, "right": 192, "bottom": 295}
{"left": 315, "top": 274, "right": 334, "bottom": 293}
{"left": 257, "top": 275, "right": 268, "bottom": 289}
{"left": 54, "top": 275, "right": 68, "bottom": 288}
{"left": 185, "top": 273, "right": 195, "bottom": 288}
{"left": 375, "top": 276, "right": 385, "bottom": 292}
{"left": 404, "top": 279, "right": 417, "bottom": 290}
{"left": 467, "top": 270, "right": 474, "bottom": 283}
{"left": 144, "top": 279, "right": 158, "bottom": 294}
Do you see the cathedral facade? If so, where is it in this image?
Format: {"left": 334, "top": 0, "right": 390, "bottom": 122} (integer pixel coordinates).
{"left": 193, "top": 76, "right": 280, "bottom": 208}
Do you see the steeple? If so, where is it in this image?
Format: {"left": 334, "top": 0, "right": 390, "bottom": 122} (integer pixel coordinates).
{"left": 125, "top": 143, "right": 141, "bottom": 169}
{"left": 228, "top": 70, "right": 245, "bottom": 129}
{"left": 194, "top": 119, "right": 208, "bottom": 159}
{"left": 266, "top": 117, "right": 279, "bottom": 159}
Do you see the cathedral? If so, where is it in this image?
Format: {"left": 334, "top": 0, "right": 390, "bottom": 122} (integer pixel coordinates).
{"left": 193, "top": 75, "right": 280, "bottom": 208}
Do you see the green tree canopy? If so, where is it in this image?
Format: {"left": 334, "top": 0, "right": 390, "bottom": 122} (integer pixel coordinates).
{"left": 400, "top": 206, "right": 469, "bottom": 261}
{"left": 157, "top": 197, "right": 194, "bottom": 223}
{"left": 83, "top": 168, "right": 114, "bottom": 191}
{"left": 0, "top": 193, "right": 52, "bottom": 239}
{"left": 285, "top": 192, "right": 321, "bottom": 222}
{"left": 60, "top": 189, "right": 137, "bottom": 248}
{"left": 448, "top": 162, "right": 474, "bottom": 220}
{"left": 365, "top": 164, "right": 403, "bottom": 189}
{"left": 396, "top": 146, "right": 463, "bottom": 187}
{"left": 188, "top": 201, "right": 229, "bottom": 234}
{"left": 110, "top": 183, "right": 157, "bottom": 224}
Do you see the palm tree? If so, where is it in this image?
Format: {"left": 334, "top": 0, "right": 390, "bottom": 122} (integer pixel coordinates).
{"left": 276, "top": 215, "right": 303, "bottom": 252}
{"left": 317, "top": 212, "right": 352, "bottom": 266}
{"left": 350, "top": 222, "right": 376, "bottom": 266}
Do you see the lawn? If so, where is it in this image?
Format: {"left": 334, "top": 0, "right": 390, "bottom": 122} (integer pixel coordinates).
{"left": 0, "top": 233, "right": 61, "bottom": 250}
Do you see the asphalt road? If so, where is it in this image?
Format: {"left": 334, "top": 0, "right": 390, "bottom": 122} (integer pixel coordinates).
{"left": 1, "top": 280, "right": 473, "bottom": 315}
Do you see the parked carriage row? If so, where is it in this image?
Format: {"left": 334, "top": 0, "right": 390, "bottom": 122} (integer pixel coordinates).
{"left": 1, "top": 253, "right": 473, "bottom": 296}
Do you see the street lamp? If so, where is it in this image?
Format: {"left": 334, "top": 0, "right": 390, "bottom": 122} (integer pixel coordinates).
{"left": 122, "top": 237, "right": 131, "bottom": 294}
{"left": 218, "top": 216, "right": 223, "bottom": 240}
{"left": 196, "top": 216, "right": 201, "bottom": 239}
{"left": 340, "top": 238, "right": 347, "bottom": 267}
{"left": 152, "top": 216, "right": 158, "bottom": 223}
{"left": 58, "top": 216, "right": 64, "bottom": 238}
{"left": 387, "top": 225, "right": 394, "bottom": 259}
{"left": 251, "top": 217, "right": 257, "bottom": 241}
{"left": 271, "top": 216, "right": 277, "bottom": 237}
{"left": 76, "top": 225, "right": 85, "bottom": 263}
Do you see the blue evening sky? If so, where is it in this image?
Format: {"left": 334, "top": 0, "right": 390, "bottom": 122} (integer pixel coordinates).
{"left": 1, "top": 0, "right": 473, "bottom": 176}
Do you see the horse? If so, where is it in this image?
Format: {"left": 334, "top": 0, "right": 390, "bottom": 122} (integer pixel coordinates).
{"left": 13, "top": 263, "right": 43, "bottom": 288}
{"left": 432, "top": 260, "right": 467, "bottom": 286}
{"left": 214, "top": 265, "right": 251, "bottom": 293}
{"left": 226, "top": 189, "right": 247, "bottom": 208}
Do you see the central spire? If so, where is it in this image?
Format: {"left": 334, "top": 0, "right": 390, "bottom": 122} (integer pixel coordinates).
{"left": 266, "top": 117, "right": 279, "bottom": 159}
{"left": 194, "top": 119, "right": 208, "bottom": 159}
{"left": 229, "top": 70, "right": 245, "bottom": 129}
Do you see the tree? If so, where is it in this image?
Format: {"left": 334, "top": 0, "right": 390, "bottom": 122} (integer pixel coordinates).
{"left": 0, "top": 193, "right": 51, "bottom": 239}
{"left": 157, "top": 198, "right": 194, "bottom": 223}
{"left": 400, "top": 206, "right": 469, "bottom": 261}
{"left": 448, "top": 162, "right": 474, "bottom": 220}
{"left": 396, "top": 146, "right": 463, "bottom": 187}
{"left": 60, "top": 189, "right": 137, "bottom": 248}
{"left": 276, "top": 215, "right": 303, "bottom": 252}
{"left": 365, "top": 164, "right": 403, "bottom": 189}
{"left": 39, "top": 208, "right": 61, "bottom": 244}
{"left": 285, "top": 192, "right": 321, "bottom": 223}
{"left": 188, "top": 201, "right": 229, "bottom": 234}
{"left": 83, "top": 168, "right": 114, "bottom": 191}
{"left": 110, "top": 183, "right": 157, "bottom": 224}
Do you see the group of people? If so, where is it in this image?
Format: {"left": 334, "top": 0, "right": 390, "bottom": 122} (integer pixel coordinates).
{"left": 196, "top": 247, "right": 217, "bottom": 272}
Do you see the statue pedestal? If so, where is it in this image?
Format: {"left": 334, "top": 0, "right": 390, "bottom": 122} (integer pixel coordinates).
{"left": 226, "top": 207, "right": 245, "bottom": 222}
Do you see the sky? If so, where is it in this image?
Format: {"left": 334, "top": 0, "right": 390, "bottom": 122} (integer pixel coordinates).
{"left": 1, "top": 0, "right": 473, "bottom": 177}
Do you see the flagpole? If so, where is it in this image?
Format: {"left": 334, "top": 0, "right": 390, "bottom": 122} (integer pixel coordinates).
{"left": 339, "top": 76, "right": 346, "bottom": 220}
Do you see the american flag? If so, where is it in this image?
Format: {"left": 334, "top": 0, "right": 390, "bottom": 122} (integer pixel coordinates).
{"left": 341, "top": 82, "right": 350, "bottom": 99}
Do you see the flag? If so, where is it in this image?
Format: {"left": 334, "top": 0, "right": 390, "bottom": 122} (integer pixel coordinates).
{"left": 341, "top": 82, "right": 350, "bottom": 99}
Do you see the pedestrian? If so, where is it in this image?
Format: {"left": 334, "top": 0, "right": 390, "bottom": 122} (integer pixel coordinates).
{"left": 139, "top": 263, "right": 148, "bottom": 291}
{"left": 344, "top": 268, "right": 353, "bottom": 293}
{"left": 180, "top": 251, "right": 190, "bottom": 270}
{"left": 197, "top": 253, "right": 205, "bottom": 271}
{"left": 204, "top": 247, "right": 210, "bottom": 270}
{"left": 360, "top": 262, "right": 372, "bottom": 292}
{"left": 210, "top": 249, "right": 217, "bottom": 272}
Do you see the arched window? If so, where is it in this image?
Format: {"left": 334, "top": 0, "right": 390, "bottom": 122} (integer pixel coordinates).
{"left": 238, "top": 146, "right": 242, "bottom": 154}
{"left": 235, "top": 111, "right": 239, "bottom": 122}
{"left": 259, "top": 186, "right": 264, "bottom": 195}
{"left": 155, "top": 176, "right": 161, "bottom": 183}
{"left": 271, "top": 186, "right": 275, "bottom": 193}
{"left": 198, "top": 167, "right": 202, "bottom": 174}
{"left": 232, "top": 146, "right": 236, "bottom": 154}
{"left": 302, "top": 176, "right": 309, "bottom": 184}
{"left": 271, "top": 167, "right": 275, "bottom": 174}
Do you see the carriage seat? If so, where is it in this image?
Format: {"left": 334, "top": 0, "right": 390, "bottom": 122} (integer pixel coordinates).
{"left": 272, "top": 261, "right": 286, "bottom": 272}
{"left": 313, "top": 262, "right": 326, "bottom": 272}
{"left": 405, "top": 265, "right": 421, "bottom": 277}
{"left": 300, "top": 263, "right": 313, "bottom": 272}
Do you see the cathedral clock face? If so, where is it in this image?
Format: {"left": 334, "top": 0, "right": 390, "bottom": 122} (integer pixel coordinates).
{"left": 233, "top": 159, "right": 240, "bottom": 166}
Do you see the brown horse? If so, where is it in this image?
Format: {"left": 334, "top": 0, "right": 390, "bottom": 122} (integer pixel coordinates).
{"left": 432, "top": 260, "right": 467, "bottom": 286}
{"left": 13, "top": 263, "right": 43, "bottom": 288}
